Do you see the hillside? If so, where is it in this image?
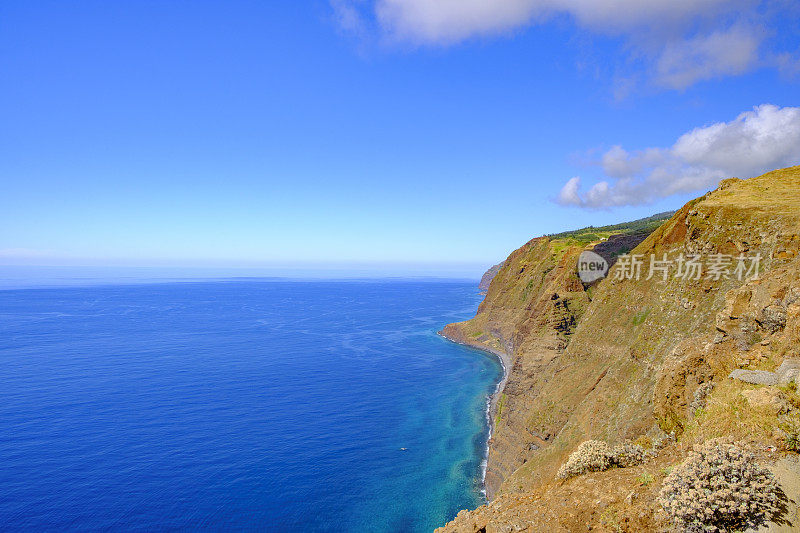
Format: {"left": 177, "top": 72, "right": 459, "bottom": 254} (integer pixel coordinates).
{"left": 546, "top": 211, "right": 674, "bottom": 243}
{"left": 439, "top": 166, "right": 800, "bottom": 531}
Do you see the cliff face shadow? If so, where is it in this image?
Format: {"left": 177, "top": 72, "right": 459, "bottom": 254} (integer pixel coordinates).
{"left": 592, "top": 231, "right": 653, "bottom": 267}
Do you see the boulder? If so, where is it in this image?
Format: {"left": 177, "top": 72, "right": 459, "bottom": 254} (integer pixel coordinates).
{"left": 776, "top": 358, "right": 800, "bottom": 385}
{"left": 729, "top": 369, "right": 779, "bottom": 386}
{"left": 729, "top": 358, "right": 799, "bottom": 386}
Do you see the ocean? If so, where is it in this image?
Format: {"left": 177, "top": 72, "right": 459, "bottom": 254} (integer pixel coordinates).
{"left": 0, "top": 280, "right": 502, "bottom": 531}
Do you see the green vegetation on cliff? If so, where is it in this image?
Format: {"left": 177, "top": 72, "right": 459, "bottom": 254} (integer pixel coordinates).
{"left": 547, "top": 211, "right": 675, "bottom": 243}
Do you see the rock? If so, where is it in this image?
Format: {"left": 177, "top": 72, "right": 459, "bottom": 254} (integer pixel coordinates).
{"left": 761, "top": 304, "right": 787, "bottom": 333}
{"left": 776, "top": 358, "right": 800, "bottom": 385}
{"left": 741, "top": 388, "right": 790, "bottom": 414}
{"left": 731, "top": 358, "right": 800, "bottom": 386}
{"left": 653, "top": 339, "right": 713, "bottom": 426}
{"left": 729, "top": 369, "right": 779, "bottom": 386}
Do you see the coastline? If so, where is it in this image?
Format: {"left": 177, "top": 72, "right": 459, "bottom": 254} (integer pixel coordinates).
{"left": 437, "top": 329, "right": 511, "bottom": 497}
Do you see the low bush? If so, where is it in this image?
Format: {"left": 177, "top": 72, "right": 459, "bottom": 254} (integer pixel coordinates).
{"left": 556, "top": 440, "right": 612, "bottom": 480}
{"left": 658, "top": 439, "right": 782, "bottom": 532}
{"left": 637, "top": 472, "right": 654, "bottom": 486}
{"left": 610, "top": 442, "right": 646, "bottom": 468}
{"left": 780, "top": 420, "right": 800, "bottom": 452}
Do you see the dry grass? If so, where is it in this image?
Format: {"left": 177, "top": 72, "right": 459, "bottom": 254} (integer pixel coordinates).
{"left": 704, "top": 165, "right": 800, "bottom": 220}
{"left": 681, "top": 380, "right": 782, "bottom": 447}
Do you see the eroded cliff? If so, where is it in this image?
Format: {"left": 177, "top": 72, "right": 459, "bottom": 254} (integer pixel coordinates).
{"left": 438, "top": 166, "right": 800, "bottom": 531}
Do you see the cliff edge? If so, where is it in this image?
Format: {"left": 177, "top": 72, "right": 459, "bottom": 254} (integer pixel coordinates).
{"left": 438, "top": 166, "right": 800, "bottom": 531}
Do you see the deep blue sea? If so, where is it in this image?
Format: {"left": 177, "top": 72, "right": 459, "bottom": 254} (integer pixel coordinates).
{"left": 0, "top": 280, "right": 502, "bottom": 531}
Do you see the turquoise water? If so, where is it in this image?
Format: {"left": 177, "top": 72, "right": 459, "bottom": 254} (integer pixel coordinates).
{"left": 0, "top": 280, "right": 502, "bottom": 531}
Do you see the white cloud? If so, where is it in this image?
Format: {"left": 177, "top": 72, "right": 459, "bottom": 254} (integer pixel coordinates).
{"left": 557, "top": 104, "right": 800, "bottom": 208}
{"left": 375, "top": 0, "right": 542, "bottom": 43}
{"left": 554, "top": 0, "right": 731, "bottom": 31}
{"left": 654, "top": 26, "right": 762, "bottom": 89}
{"left": 331, "top": 0, "right": 371, "bottom": 36}
{"left": 557, "top": 176, "right": 582, "bottom": 205}
{"left": 332, "top": 0, "right": 799, "bottom": 90}
{"left": 370, "top": 0, "right": 733, "bottom": 43}
{"left": 776, "top": 51, "right": 800, "bottom": 77}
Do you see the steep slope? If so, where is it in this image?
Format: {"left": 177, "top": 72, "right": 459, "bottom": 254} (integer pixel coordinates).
{"left": 438, "top": 166, "right": 800, "bottom": 531}
{"left": 442, "top": 216, "right": 671, "bottom": 498}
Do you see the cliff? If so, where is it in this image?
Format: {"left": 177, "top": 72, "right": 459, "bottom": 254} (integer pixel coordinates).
{"left": 478, "top": 262, "right": 504, "bottom": 294}
{"left": 438, "top": 166, "right": 800, "bottom": 531}
{"left": 442, "top": 213, "right": 672, "bottom": 499}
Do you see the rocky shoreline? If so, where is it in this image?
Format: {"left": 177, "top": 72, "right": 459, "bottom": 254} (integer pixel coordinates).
{"left": 438, "top": 329, "right": 511, "bottom": 429}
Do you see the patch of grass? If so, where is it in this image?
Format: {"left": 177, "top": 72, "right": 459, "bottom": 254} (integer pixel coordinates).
{"left": 637, "top": 472, "right": 654, "bottom": 486}
{"left": 520, "top": 278, "right": 538, "bottom": 303}
{"left": 550, "top": 240, "right": 573, "bottom": 256}
{"left": 527, "top": 399, "right": 559, "bottom": 433}
{"left": 657, "top": 412, "right": 685, "bottom": 436}
{"left": 779, "top": 382, "right": 800, "bottom": 409}
{"left": 632, "top": 308, "right": 651, "bottom": 326}
{"left": 599, "top": 506, "right": 622, "bottom": 532}
{"left": 681, "top": 380, "right": 782, "bottom": 446}
{"left": 779, "top": 420, "right": 800, "bottom": 452}
{"left": 494, "top": 394, "right": 507, "bottom": 427}
{"left": 547, "top": 212, "right": 674, "bottom": 241}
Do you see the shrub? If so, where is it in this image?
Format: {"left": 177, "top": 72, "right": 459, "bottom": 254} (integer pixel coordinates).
{"left": 634, "top": 435, "right": 653, "bottom": 450}
{"left": 786, "top": 432, "right": 800, "bottom": 453}
{"left": 652, "top": 431, "right": 676, "bottom": 451}
{"left": 658, "top": 439, "right": 782, "bottom": 532}
{"left": 610, "top": 442, "right": 646, "bottom": 468}
{"left": 637, "top": 472, "right": 654, "bottom": 486}
{"left": 690, "top": 382, "right": 714, "bottom": 416}
{"left": 556, "top": 440, "right": 612, "bottom": 480}
{"left": 780, "top": 420, "right": 800, "bottom": 452}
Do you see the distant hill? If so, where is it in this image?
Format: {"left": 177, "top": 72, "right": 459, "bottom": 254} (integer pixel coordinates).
{"left": 478, "top": 262, "right": 504, "bottom": 293}
{"left": 476, "top": 212, "right": 676, "bottom": 292}
{"left": 546, "top": 211, "right": 676, "bottom": 245}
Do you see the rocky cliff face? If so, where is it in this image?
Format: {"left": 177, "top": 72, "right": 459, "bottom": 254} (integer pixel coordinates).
{"left": 442, "top": 237, "right": 591, "bottom": 498}
{"left": 442, "top": 221, "right": 660, "bottom": 499}
{"left": 438, "top": 166, "right": 800, "bottom": 531}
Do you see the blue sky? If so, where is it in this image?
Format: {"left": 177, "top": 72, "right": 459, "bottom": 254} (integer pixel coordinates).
{"left": 1, "top": 1, "right": 799, "bottom": 276}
